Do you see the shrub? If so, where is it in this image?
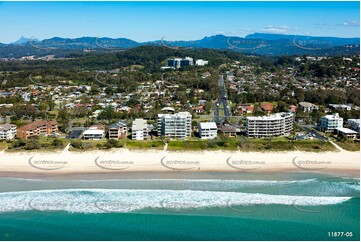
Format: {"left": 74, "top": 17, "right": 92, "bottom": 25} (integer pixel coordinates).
{"left": 52, "top": 139, "right": 63, "bottom": 147}
{"left": 70, "top": 140, "right": 83, "bottom": 149}
{"left": 11, "top": 138, "right": 26, "bottom": 148}
{"left": 24, "top": 141, "right": 40, "bottom": 150}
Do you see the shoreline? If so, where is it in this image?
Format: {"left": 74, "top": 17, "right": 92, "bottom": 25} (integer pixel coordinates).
{"left": 0, "top": 148, "right": 359, "bottom": 179}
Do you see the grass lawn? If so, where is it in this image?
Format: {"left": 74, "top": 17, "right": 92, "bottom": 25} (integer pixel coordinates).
{"left": 334, "top": 140, "right": 360, "bottom": 151}
{"left": 3, "top": 135, "right": 339, "bottom": 153}
{"left": 125, "top": 140, "right": 164, "bottom": 150}
{"left": 0, "top": 141, "right": 9, "bottom": 150}
{"left": 293, "top": 140, "right": 336, "bottom": 152}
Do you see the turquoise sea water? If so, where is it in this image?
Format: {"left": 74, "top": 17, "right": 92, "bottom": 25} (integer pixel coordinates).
{"left": 0, "top": 173, "right": 359, "bottom": 241}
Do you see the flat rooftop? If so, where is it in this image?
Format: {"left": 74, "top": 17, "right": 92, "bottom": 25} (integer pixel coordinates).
{"left": 337, "top": 127, "right": 358, "bottom": 134}
{"left": 200, "top": 122, "right": 217, "bottom": 129}
{"left": 247, "top": 112, "right": 293, "bottom": 121}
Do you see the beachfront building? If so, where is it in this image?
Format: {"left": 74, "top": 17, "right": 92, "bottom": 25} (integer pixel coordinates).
{"left": 320, "top": 113, "right": 343, "bottom": 133}
{"left": 83, "top": 125, "right": 105, "bottom": 140}
{"left": 219, "top": 126, "right": 237, "bottom": 137}
{"left": 348, "top": 119, "right": 360, "bottom": 133}
{"left": 299, "top": 102, "right": 318, "bottom": 112}
{"left": 157, "top": 112, "right": 192, "bottom": 139}
{"left": 0, "top": 123, "right": 17, "bottom": 140}
{"left": 199, "top": 122, "right": 217, "bottom": 140}
{"left": 17, "top": 120, "right": 58, "bottom": 139}
{"left": 108, "top": 121, "right": 127, "bottom": 139}
{"left": 336, "top": 127, "right": 358, "bottom": 139}
{"left": 131, "top": 119, "right": 148, "bottom": 140}
{"left": 246, "top": 112, "right": 293, "bottom": 138}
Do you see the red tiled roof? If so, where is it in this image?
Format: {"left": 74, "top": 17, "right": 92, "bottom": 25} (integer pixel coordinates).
{"left": 260, "top": 103, "right": 274, "bottom": 111}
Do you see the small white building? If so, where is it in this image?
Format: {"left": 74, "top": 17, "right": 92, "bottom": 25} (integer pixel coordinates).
{"left": 299, "top": 102, "right": 318, "bottom": 112}
{"left": 0, "top": 123, "right": 17, "bottom": 140}
{"left": 329, "top": 104, "right": 352, "bottom": 111}
{"left": 199, "top": 122, "right": 217, "bottom": 140}
{"left": 131, "top": 119, "right": 148, "bottom": 140}
{"left": 336, "top": 127, "right": 358, "bottom": 139}
{"left": 195, "top": 59, "right": 209, "bottom": 66}
{"left": 83, "top": 125, "right": 105, "bottom": 140}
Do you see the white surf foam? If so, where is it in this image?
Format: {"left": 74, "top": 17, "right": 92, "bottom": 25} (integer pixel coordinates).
{"left": 0, "top": 189, "right": 352, "bottom": 213}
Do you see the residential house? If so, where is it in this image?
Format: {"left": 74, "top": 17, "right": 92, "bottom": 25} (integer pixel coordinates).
{"left": 260, "top": 103, "right": 274, "bottom": 114}
{"left": 83, "top": 125, "right": 105, "bottom": 140}
{"left": 236, "top": 104, "right": 254, "bottom": 115}
{"left": 108, "top": 121, "right": 127, "bottom": 139}
{"left": 219, "top": 126, "right": 237, "bottom": 137}
{"left": 299, "top": 102, "right": 318, "bottom": 112}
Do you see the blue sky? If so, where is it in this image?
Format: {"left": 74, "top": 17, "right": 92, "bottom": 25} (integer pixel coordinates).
{"left": 0, "top": 1, "right": 359, "bottom": 43}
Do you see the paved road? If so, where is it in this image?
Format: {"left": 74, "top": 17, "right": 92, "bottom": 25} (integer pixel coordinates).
{"left": 300, "top": 125, "right": 329, "bottom": 141}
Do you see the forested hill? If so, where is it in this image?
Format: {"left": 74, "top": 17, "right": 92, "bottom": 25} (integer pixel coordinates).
{"left": 0, "top": 46, "right": 257, "bottom": 72}
{"left": 0, "top": 34, "right": 359, "bottom": 58}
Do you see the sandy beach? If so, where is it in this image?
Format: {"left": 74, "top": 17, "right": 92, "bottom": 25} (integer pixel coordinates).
{"left": 0, "top": 144, "right": 359, "bottom": 178}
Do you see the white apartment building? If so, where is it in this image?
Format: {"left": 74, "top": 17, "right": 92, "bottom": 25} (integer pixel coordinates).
{"left": 246, "top": 112, "right": 293, "bottom": 138}
{"left": 157, "top": 112, "right": 192, "bottom": 139}
{"left": 131, "top": 119, "right": 148, "bottom": 140}
{"left": 83, "top": 125, "right": 105, "bottom": 140}
{"left": 199, "top": 122, "right": 217, "bottom": 140}
{"left": 320, "top": 113, "right": 343, "bottom": 133}
{"left": 167, "top": 57, "right": 194, "bottom": 68}
{"left": 0, "top": 123, "right": 17, "bottom": 140}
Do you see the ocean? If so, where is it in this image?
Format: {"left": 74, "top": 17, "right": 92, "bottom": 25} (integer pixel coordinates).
{"left": 0, "top": 172, "right": 359, "bottom": 241}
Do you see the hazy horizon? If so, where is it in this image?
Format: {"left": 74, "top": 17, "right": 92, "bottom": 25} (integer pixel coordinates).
{"left": 0, "top": 1, "right": 359, "bottom": 44}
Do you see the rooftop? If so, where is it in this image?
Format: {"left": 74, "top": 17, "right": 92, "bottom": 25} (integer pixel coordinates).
{"left": 247, "top": 112, "right": 293, "bottom": 121}
{"left": 336, "top": 127, "right": 358, "bottom": 134}
{"left": 199, "top": 122, "right": 217, "bottom": 129}
{"left": 348, "top": 119, "right": 360, "bottom": 124}
{"left": 132, "top": 118, "right": 147, "bottom": 130}
{"left": 299, "top": 102, "right": 317, "bottom": 107}
{"left": 323, "top": 113, "right": 342, "bottom": 120}
{"left": 158, "top": 111, "right": 191, "bottom": 118}
{"left": 109, "top": 121, "right": 127, "bottom": 129}
{"left": 0, "top": 123, "right": 16, "bottom": 131}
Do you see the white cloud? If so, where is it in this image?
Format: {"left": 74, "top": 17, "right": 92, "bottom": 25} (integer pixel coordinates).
{"left": 212, "top": 29, "right": 255, "bottom": 37}
{"left": 315, "top": 19, "right": 360, "bottom": 29}
{"left": 261, "top": 25, "right": 294, "bottom": 34}
{"left": 343, "top": 19, "right": 359, "bottom": 27}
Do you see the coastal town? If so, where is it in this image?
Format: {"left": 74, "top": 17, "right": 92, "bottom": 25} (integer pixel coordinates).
{"left": 0, "top": 1, "right": 360, "bottom": 241}
{"left": 0, "top": 52, "right": 359, "bottom": 152}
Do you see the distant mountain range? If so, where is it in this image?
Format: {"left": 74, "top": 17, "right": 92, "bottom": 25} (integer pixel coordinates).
{"left": 0, "top": 33, "right": 359, "bottom": 58}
